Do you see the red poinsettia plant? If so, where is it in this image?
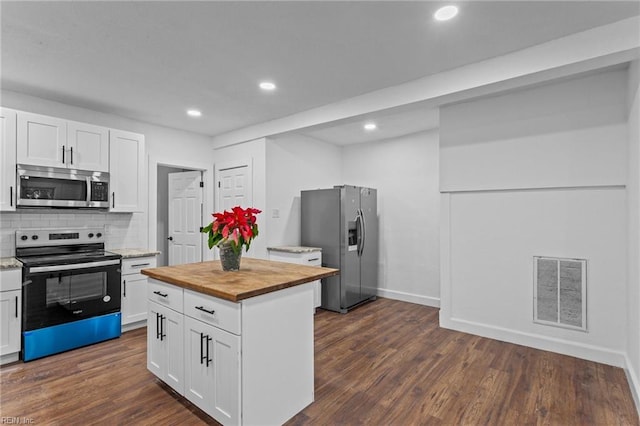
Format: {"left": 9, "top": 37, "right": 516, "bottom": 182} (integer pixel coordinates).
{"left": 201, "top": 206, "right": 262, "bottom": 255}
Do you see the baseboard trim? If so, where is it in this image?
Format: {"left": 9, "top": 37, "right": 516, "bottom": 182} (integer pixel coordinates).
{"left": 375, "top": 288, "right": 440, "bottom": 308}
{"left": 440, "top": 315, "right": 627, "bottom": 368}
{"left": 122, "top": 319, "right": 147, "bottom": 333}
{"left": 624, "top": 354, "right": 640, "bottom": 416}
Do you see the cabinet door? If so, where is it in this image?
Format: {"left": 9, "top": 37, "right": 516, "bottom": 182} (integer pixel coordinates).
{"left": 184, "top": 316, "right": 215, "bottom": 412}
{"left": 109, "top": 129, "right": 145, "bottom": 212}
{"left": 147, "top": 301, "right": 166, "bottom": 380}
{"left": 164, "top": 305, "right": 184, "bottom": 395}
{"left": 210, "top": 325, "right": 241, "bottom": 425}
{"left": 67, "top": 121, "right": 109, "bottom": 172}
{"left": 0, "top": 290, "right": 21, "bottom": 356}
{"left": 17, "top": 112, "right": 67, "bottom": 168}
{"left": 122, "top": 274, "right": 148, "bottom": 325}
{"left": 0, "top": 108, "right": 17, "bottom": 211}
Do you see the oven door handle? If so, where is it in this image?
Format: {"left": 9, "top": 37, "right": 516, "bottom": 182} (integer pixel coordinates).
{"left": 29, "top": 259, "right": 121, "bottom": 273}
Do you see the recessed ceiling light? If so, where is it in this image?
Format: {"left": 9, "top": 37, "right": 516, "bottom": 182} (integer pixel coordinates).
{"left": 259, "top": 81, "right": 276, "bottom": 91}
{"left": 434, "top": 5, "right": 458, "bottom": 21}
{"left": 187, "top": 109, "right": 202, "bottom": 117}
{"left": 364, "top": 122, "right": 377, "bottom": 131}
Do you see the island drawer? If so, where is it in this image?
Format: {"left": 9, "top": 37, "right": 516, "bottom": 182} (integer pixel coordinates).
{"left": 148, "top": 279, "right": 183, "bottom": 313}
{"left": 184, "top": 289, "right": 241, "bottom": 335}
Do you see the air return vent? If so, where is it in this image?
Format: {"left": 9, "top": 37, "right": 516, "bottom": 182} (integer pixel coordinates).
{"left": 533, "top": 256, "right": 587, "bottom": 331}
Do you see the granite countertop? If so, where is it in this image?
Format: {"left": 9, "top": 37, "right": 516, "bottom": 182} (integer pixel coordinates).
{"left": 109, "top": 248, "right": 161, "bottom": 259}
{"left": 142, "top": 258, "right": 338, "bottom": 302}
{"left": 267, "top": 246, "right": 322, "bottom": 253}
{"left": 0, "top": 257, "right": 22, "bottom": 270}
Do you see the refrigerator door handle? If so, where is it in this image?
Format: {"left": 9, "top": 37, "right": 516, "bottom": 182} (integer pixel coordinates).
{"left": 355, "top": 209, "right": 363, "bottom": 256}
{"left": 360, "top": 208, "right": 366, "bottom": 256}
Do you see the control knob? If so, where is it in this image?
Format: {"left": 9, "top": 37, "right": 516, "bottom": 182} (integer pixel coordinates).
{"left": 20, "top": 235, "right": 28, "bottom": 241}
{"left": 32, "top": 235, "right": 39, "bottom": 240}
{"left": 96, "top": 233, "right": 102, "bottom": 238}
{"left": 88, "top": 233, "right": 94, "bottom": 238}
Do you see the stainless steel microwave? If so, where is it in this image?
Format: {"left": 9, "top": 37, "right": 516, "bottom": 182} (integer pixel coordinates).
{"left": 17, "top": 164, "right": 110, "bottom": 209}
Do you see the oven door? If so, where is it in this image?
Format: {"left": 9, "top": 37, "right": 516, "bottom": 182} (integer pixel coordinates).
{"left": 23, "top": 259, "right": 121, "bottom": 331}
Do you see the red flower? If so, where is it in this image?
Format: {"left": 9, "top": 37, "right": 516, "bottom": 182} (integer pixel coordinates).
{"left": 201, "top": 206, "right": 262, "bottom": 254}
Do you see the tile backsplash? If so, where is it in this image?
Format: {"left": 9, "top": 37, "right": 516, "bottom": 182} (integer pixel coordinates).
{"left": 0, "top": 210, "right": 147, "bottom": 257}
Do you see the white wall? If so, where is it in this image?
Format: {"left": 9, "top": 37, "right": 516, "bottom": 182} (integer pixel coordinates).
{"left": 439, "top": 68, "right": 630, "bottom": 367}
{"left": 0, "top": 90, "right": 212, "bottom": 256}
{"left": 265, "top": 133, "right": 342, "bottom": 248}
{"left": 626, "top": 60, "right": 640, "bottom": 410}
{"left": 212, "top": 138, "right": 267, "bottom": 259}
{"left": 342, "top": 130, "right": 440, "bottom": 307}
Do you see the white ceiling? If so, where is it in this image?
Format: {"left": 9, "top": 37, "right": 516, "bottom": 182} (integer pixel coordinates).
{"left": 1, "top": 1, "right": 639, "bottom": 144}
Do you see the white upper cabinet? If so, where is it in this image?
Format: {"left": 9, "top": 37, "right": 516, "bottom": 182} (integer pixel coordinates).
{"left": 17, "top": 112, "right": 109, "bottom": 171}
{"left": 17, "top": 112, "right": 67, "bottom": 168}
{"left": 0, "top": 108, "right": 17, "bottom": 211}
{"left": 67, "top": 121, "right": 109, "bottom": 171}
{"left": 109, "top": 129, "right": 145, "bottom": 212}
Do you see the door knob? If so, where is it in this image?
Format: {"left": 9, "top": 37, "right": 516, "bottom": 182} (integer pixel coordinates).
{"left": 167, "top": 236, "right": 173, "bottom": 241}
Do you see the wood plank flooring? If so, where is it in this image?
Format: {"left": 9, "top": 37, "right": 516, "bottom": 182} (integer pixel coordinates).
{"left": 1, "top": 298, "right": 638, "bottom": 425}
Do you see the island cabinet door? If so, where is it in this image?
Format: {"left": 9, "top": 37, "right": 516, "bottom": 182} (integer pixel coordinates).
{"left": 184, "top": 316, "right": 241, "bottom": 425}
{"left": 184, "top": 316, "right": 214, "bottom": 412}
{"left": 209, "top": 325, "right": 241, "bottom": 426}
{"left": 147, "top": 301, "right": 166, "bottom": 379}
{"left": 147, "top": 301, "right": 184, "bottom": 395}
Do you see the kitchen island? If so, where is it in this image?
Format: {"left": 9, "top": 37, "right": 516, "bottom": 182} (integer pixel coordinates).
{"left": 141, "top": 258, "right": 339, "bottom": 426}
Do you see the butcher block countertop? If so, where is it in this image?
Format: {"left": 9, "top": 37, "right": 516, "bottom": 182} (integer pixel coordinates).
{"left": 141, "top": 257, "right": 339, "bottom": 302}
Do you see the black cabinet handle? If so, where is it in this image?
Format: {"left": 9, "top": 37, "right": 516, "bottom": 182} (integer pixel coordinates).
{"left": 153, "top": 290, "right": 168, "bottom": 298}
{"left": 195, "top": 306, "right": 215, "bottom": 315}
{"left": 70, "top": 146, "right": 73, "bottom": 164}
{"left": 200, "top": 332, "right": 205, "bottom": 365}
{"left": 167, "top": 236, "right": 173, "bottom": 241}
{"left": 10, "top": 186, "right": 13, "bottom": 207}
{"left": 123, "top": 280, "right": 126, "bottom": 297}
{"left": 156, "top": 313, "right": 161, "bottom": 340}
{"left": 112, "top": 192, "right": 115, "bottom": 208}
{"left": 206, "top": 335, "right": 212, "bottom": 367}
{"left": 62, "top": 145, "right": 65, "bottom": 164}
{"left": 15, "top": 296, "right": 18, "bottom": 318}
{"left": 160, "top": 314, "right": 166, "bottom": 341}
{"left": 308, "top": 258, "right": 320, "bottom": 262}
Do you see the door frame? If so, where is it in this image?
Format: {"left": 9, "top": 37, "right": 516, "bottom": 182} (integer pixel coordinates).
{"left": 148, "top": 154, "right": 214, "bottom": 262}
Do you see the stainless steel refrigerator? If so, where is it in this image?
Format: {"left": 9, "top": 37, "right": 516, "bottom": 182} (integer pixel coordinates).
{"left": 301, "top": 185, "right": 378, "bottom": 313}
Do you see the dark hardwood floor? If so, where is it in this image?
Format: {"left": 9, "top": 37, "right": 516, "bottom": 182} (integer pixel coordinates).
{"left": 1, "top": 298, "right": 638, "bottom": 425}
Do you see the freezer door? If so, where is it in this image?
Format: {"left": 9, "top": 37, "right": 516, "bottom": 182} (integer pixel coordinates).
{"left": 359, "top": 187, "right": 378, "bottom": 300}
{"left": 341, "top": 185, "right": 362, "bottom": 309}
{"left": 301, "top": 188, "right": 341, "bottom": 311}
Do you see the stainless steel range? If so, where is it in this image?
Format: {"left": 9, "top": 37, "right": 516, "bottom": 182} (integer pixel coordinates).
{"left": 15, "top": 227, "right": 122, "bottom": 361}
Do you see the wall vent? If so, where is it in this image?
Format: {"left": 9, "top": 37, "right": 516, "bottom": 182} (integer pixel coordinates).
{"left": 533, "top": 256, "right": 587, "bottom": 331}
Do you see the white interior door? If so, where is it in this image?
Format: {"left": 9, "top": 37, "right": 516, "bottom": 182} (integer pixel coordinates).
{"left": 217, "top": 164, "right": 252, "bottom": 211}
{"left": 168, "top": 171, "right": 203, "bottom": 265}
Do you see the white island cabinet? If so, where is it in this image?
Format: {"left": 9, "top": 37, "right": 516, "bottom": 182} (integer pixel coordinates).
{"left": 142, "top": 258, "right": 339, "bottom": 426}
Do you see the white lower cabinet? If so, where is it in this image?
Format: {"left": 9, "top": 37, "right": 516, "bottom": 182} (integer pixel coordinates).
{"left": 0, "top": 268, "right": 22, "bottom": 365}
{"left": 184, "top": 316, "right": 240, "bottom": 425}
{"left": 121, "top": 256, "right": 157, "bottom": 329}
{"left": 147, "top": 300, "right": 184, "bottom": 395}
{"left": 268, "top": 248, "right": 322, "bottom": 310}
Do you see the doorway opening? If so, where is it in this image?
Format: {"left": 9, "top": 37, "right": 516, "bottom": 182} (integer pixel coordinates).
{"left": 157, "top": 165, "right": 204, "bottom": 267}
